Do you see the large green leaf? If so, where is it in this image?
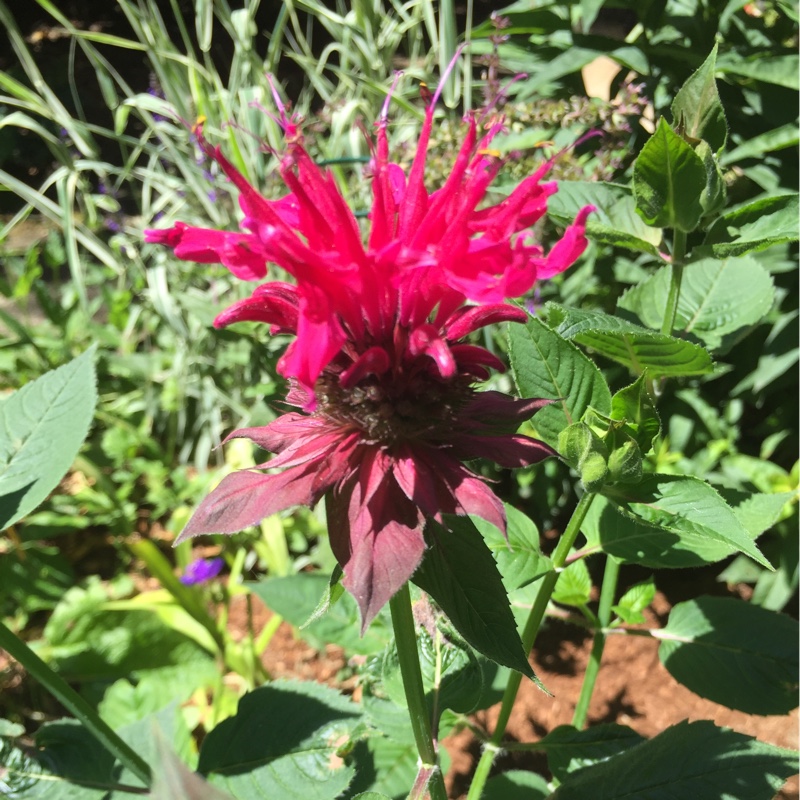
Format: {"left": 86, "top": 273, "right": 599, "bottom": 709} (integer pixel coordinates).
{"left": 547, "top": 304, "right": 714, "bottom": 376}
{"left": 671, "top": 45, "right": 727, "bottom": 153}
{"left": 249, "top": 573, "right": 391, "bottom": 656}
{"left": 658, "top": 596, "right": 799, "bottom": 715}
{"left": 550, "top": 720, "right": 797, "bottom": 799}
{"left": 537, "top": 723, "right": 645, "bottom": 782}
{"left": 472, "top": 504, "right": 552, "bottom": 592}
{"left": 618, "top": 256, "right": 775, "bottom": 348}
{"left": 198, "top": 681, "right": 361, "bottom": 800}
{"left": 633, "top": 118, "right": 707, "bottom": 231}
{"left": 508, "top": 317, "right": 611, "bottom": 447}
{"left": 0, "top": 346, "right": 97, "bottom": 531}
{"left": 584, "top": 479, "right": 772, "bottom": 569}
{"left": 700, "top": 194, "right": 799, "bottom": 258}
{"left": 547, "top": 181, "right": 662, "bottom": 255}
{"left": 412, "top": 516, "right": 535, "bottom": 679}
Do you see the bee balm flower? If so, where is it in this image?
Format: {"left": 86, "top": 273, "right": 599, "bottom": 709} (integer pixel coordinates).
{"left": 145, "top": 81, "right": 593, "bottom": 627}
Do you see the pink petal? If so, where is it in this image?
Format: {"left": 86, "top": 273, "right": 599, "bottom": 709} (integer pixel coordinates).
{"left": 177, "top": 463, "right": 332, "bottom": 542}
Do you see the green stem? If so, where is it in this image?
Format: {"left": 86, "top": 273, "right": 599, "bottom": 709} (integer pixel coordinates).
{"left": 0, "top": 620, "right": 152, "bottom": 787}
{"left": 467, "top": 492, "right": 596, "bottom": 800}
{"left": 571, "top": 555, "right": 620, "bottom": 730}
{"left": 661, "top": 228, "right": 687, "bottom": 335}
{"left": 389, "top": 583, "right": 447, "bottom": 800}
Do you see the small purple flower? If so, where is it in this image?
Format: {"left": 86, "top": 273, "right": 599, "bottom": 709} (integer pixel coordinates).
{"left": 180, "top": 557, "right": 224, "bottom": 585}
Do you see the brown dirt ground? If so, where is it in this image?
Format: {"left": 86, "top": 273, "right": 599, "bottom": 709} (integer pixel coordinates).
{"left": 234, "top": 587, "right": 799, "bottom": 800}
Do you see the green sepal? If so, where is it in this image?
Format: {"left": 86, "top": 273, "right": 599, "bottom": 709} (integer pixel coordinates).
{"left": 558, "top": 422, "right": 609, "bottom": 492}
{"left": 610, "top": 374, "right": 661, "bottom": 455}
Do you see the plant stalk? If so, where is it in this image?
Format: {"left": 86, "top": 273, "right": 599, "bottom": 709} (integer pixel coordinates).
{"left": 466, "top": 491, "right": 596, "bottom": 800}
{"left": 661, "top": 229, "right": 687, "bottom": 335}
{"left": 0, "top": 620, "right": 152, "bottom": 787}
{"left": 571, "top": 554, "right": 621, "bottom": 729}
{"left": 389, "top": 582, "right": 447, "bottom": 800}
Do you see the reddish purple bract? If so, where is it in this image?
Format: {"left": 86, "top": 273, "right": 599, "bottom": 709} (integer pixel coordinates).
{"left": 146, "top": 85, "right": 593, "bottom": 627}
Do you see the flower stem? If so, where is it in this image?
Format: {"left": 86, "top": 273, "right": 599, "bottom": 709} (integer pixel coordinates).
{"left": 0, "top": 620, "right": 152, "bottom": 787}
{"left": 571, "top": 554, "right": 620, "bottom": 730}
{"left": 466, "top": 491, "right": 596, "bottom": 800}
{"left": 389, "top": 582, "right": 447, "bottom": 800}
{"left": 661, "top": 229, "right": 687, "bottom": 335}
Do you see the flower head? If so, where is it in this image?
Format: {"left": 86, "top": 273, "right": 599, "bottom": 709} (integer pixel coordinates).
{"left": 147, "top": 79, "right": 593, "bottom": 628}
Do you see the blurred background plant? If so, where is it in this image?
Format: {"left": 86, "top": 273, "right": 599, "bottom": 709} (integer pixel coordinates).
{"left": 0, "top": 0, "right": 796, "bottom": 782}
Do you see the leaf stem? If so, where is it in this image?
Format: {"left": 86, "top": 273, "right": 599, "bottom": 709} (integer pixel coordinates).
{"left": 571, "top": 554, "right": 621, "bottom": 729}
{"left": 466, "top": 491, "right": 596, "bottom": 800}
{"left": 0, "top": 620, "right": 152, "bottom": 787}
{"left": 389, "top": 582, "right": 447, "bottom": 800}
{"left": 661, "top": 228, "right": 688, "bottom": 335}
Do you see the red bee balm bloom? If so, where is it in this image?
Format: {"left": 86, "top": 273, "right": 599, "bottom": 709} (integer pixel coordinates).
{"left": 145, "top": 84, "right": 594, "bottom": 628}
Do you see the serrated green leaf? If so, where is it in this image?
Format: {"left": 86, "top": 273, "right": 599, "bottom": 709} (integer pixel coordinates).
{"left": 671, "top": 45, "right": 727, "bottom": 154}
{"left": 412, "top": 517, "right": 535, "bottom": 679}
{"left": 508, "top": 317, "right": 611, "bottom": 447}
{"left": 659, "top": 596, "right": 799, "bottom": 714}
{"left": 472, "top": 505, "right": 552, "bottom": 592}
{"left": 548, "top": 181, "right": 662, "bottom": 255}
{"left": 580, "top": 331, "right": 712, "bottom": 376}
{"left": 538, "top": 723, "right": 645, "bottom": 782}
{"left": 633, "top": 118, "right": 707, "bottom": 231}
{"left": 606, "top": 475, "right": 772, "bottom": 569}
{"left": 548, "top": 303, "right": 713, "bottom": 376}
{"left": 0, "top": 346, "right": 97, "bottom": 531}
{"left": 700, "top": 194, "right": 799, "bottom": 258}
{"left": 618, "top": 256, "right": 774, "bottom": 349}
{"left": 198, "top": 681, "right": 361, "bottom": 800}
{"left": 552, "top": 559, "right": 591, "bottom": 607}
{"left": 550, "top": 720, "right": 797, "bottom": 799}
{"left": 249, "top": 574, "right": 391, "bottom": 656}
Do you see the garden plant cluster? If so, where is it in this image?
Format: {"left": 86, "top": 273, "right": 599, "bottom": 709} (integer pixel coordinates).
{"left": 0, "top": 1, "right": 798, "bottom": 799}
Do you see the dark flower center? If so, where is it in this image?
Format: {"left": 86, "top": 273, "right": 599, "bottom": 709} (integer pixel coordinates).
{"left": 315, "top": 367, "right": 473, "bottom": 444}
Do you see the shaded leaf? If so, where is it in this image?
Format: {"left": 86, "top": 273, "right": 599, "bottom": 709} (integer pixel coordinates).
{"left": 659, "top": 596, "right": 799, "bottom": 714}
{"left": 538, "top": 723, "right": 645, "bottom": 782}
{"left": 198, "top": 681, "right": 361, "bottom": 800}
{"left": 551, "top": 720, "right": 797, "bottom": 799}
{"left": 483, "top": 769, "right": 549, "bottom": 799}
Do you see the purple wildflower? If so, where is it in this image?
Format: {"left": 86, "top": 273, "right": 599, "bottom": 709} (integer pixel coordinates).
{"left": 180, "top": 557, "right": 225, "bottom": 585}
